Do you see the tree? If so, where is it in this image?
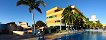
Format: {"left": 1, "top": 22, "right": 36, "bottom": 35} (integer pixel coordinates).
{"left": 62, "top": 6, "right": 76, "bottom": 31}
{"left": 73, "top": 13, "right": 85, "bottom": 30}
{"left": 16, "top": 0, "right": 46, "bottom": 33}
{"left": 62, "top": 5, "right": 86, "bottom": 30}
{"left": 36, "top": 20, "right": 46, "bottom": 27}
{"left": 62, "top": 6, "right": 75, "bottom": 26}
{"left": 85, "top": 18, "right": 90, "bottom": 29}
{"left": 87, "top": 20, "right": 103, "bottom": 29}
{"left": 95, "top": 21, "right": 103, "bottom": 29}
{"left": 89, "top": 21, "right": 94, "bottom": 29}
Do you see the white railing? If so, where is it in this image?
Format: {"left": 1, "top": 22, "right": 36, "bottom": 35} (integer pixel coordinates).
{"left": 13, "top": 31, "right": 24, "bottom": 35}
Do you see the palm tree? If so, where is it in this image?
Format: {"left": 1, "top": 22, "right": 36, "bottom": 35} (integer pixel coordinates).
{"left": 95, "top": 21, "right": 103, "bottom": 29}
{"left": 36, "top": 20, "right": 46, "bottom": 27}
{"left": 85, "top": 18, "right": 90, "bottom": 29}
{"left": 16, "top": 0, "right": 46, "bottom": 34}
{"left": 89, "top": 21, "right": 94, "bottom": 29}
{"left": 62, "top": 5, "right": 86, "bottom": 30}
{"left": 73, "top": 13, "right": 85, "bottom": 30}
{"left": 62, "top": 6, "right": 75, "bottom": 25}
{"left": 62, "top": 6, "right": 76, "bottom": 30}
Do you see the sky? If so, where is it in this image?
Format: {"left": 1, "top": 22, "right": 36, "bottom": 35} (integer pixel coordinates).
{"left": 0, "top": 0, "right": 106, "bottom": 26}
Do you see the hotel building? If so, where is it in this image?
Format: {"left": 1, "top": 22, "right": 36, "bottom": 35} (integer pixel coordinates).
{"left": 89, "top": 14, "right": 98, "bottom": 23}
{"left": 46, "top": 7, "right": 64, "bottom": 27}
{"left": 18, "top": 22, "right": 32, "bottom": 33}
{"left": 46, "top": 6, "right": 86, "bottom": 30}
{"left": 19, "top": 22, "right": 30, "bottom": 29}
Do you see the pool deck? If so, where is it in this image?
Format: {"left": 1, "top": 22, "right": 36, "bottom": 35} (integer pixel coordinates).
{"left": 44, "top": 30, "right": 84, "bottom": 40}
{"left": 2, "top": 29, "right": 106, "bottom": 40}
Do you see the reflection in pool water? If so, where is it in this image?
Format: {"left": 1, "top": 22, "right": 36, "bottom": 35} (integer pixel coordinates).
{"left": 55, "top": 31, "right": 106, "bottom": 40}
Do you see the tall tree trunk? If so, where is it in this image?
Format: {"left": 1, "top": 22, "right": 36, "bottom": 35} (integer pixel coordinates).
{"left": 32, "top": 11, "right": 35, "bottom": 34}
{"left": 60, "top": 19, "right": 61, "bottom": 31}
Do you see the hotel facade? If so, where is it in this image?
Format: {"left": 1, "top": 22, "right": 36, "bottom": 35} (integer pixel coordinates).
{"left": 46, "top": 6, "right": 86, "bottom": 30}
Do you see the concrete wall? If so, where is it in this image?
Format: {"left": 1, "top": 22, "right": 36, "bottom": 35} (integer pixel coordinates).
{"left": 46, "top": 7, "right": 64, "bottom": 27}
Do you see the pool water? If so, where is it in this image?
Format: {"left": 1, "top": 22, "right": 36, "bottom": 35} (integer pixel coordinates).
{"left": 55, "top": 31, "right": 106, "bottom": 40}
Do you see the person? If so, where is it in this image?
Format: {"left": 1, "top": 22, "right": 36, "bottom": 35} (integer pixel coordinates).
{"left": 38, "top": 29, "right": 45, "bottom": 40}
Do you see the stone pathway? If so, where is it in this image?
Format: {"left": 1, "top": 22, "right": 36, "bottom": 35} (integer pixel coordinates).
{"left": 0, "top": 30, "right": 78, "bottom": 40}
{"left": 44, "top": 30, "right": 74, "bottom": 40}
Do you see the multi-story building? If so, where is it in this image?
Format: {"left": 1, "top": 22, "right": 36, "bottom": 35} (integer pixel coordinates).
{"left": 103, "top": 24, "right": 106, "bottom": 26}
{"left": 89, "top": 14, "right": 98, "bottom": 23}
{"left": 102, "top": 24, "right": 106, "bottom": 28}
{"left": 0, "top": 22, "right": 17, "bottom": 34}
{"left": 46, "top": 5, "right": 86, "bottom": 30}
{"left": 7, "top": 22, "right": 17, "bottom": 31}
{"left": 46, "top": 6, "right": 64, "bottom": 27}
{"left": 18, "top": 22, "right": 32, "bottom": 33}
{"left": 0, "top": 24, "right": 8, "bottom": 34}
{"left": 19, "top": 22, "right": 30, "bottom": 29}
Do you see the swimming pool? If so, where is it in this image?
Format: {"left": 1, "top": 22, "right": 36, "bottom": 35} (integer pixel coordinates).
{"left": 55, "top": 31, "right": 106, "bottom": 40}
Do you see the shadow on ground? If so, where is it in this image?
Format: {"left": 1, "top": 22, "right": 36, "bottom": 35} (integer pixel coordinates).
{"left": 0, "top": 33, "right": 37, "bottom": 40}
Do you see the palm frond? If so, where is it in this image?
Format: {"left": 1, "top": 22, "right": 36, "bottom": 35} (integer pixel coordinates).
{"left": 17, "top": 0, "right": 29, "bottom": 6}
{"left": 40, "top": 1, "right": 46, "bottom": 7}
{"left": 29, "top": 7, "right": 34, "bottom": 13}
{"left": 35, "top": 0, "right": 46, "bottom": 7}
{"left": 17, "top": 0, "right": 45, "bottom": 13}
{"left": 31, "top": 0, "right": 36, "bottom": 3}
{"left": 35, "top": 7, "right": 42, "bottom": 13}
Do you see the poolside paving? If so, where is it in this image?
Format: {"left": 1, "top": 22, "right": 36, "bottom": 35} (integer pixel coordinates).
{"left": 0, "top": 30, "right": 76, "bottom": 40}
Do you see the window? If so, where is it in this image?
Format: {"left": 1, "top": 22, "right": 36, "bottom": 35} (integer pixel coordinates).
{"left": 57, "top": 20, "right": 60, "bottom": 22}
{"left": 49, "top": 16, "right": 53, "bottom": 18}
{"left": 47, "top": 17, "right": 49, "bottom": 19}
{"left": 47, "top": 15, "right": 57, "bottom": 19}
{"left": 55, "top": 9, "right": 60, "bottom": 12}
{"left": 55, "top": 20, "right": 60, "bottom": 22}
{"left": 54, "top": 15, "right": 57, "bottom": 17}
